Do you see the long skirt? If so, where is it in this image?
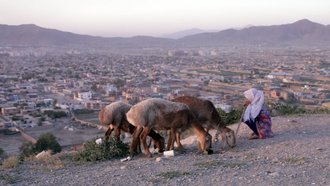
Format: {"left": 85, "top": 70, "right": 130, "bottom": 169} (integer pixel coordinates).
{"left": 244, "top": 106, "right": 274, "bottom": 139}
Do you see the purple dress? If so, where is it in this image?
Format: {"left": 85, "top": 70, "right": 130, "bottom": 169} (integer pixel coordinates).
{"left": 243, "top": 105, "right": 274, "bottom": 139}
{"left": 255, "top": 105, "right": 274, "bottom": 139}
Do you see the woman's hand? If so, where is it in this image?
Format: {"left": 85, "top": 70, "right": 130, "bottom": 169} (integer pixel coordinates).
{"left": 243, "top": 99, "right": 251, "bottom": 107}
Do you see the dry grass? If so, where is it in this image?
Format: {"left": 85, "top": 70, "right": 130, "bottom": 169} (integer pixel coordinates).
{"left": 34, "top": 153, "right": 64, "bottom": 171}
{"left": 194, "top": 159, "right": 246, "bottom": 169}
{"left": 22, "top": 151, "right": 65, "bottom": 172}
{"left": 157, "top": 171, "right": 191, "bottom": 179}
{"left": 1, "top": 156, "right": 19, "bottom": 169}
{"left": 281, "top": 157, "right": 307, "bottom": 165}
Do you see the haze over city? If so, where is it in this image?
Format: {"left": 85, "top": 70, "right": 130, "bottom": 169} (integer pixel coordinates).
{"left": 1, "top": 0, "right": 330, "bottom": 37}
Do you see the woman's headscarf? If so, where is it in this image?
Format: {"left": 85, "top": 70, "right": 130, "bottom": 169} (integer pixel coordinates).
{"left": 243, "top": 88, "right": 264, "bottom": 122}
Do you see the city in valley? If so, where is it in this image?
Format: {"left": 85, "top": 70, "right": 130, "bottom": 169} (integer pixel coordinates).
{"left": 1, "top": 46, "right": 330, "bottom": 154}
{"left": 1, "top": 1, "right": 330, "bottom": 184}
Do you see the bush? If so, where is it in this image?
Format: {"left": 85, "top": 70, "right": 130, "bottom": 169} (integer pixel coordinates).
{"left": 0, "top": 148, "right": 4, "bottom": 157}
{"left": 0, "top": 147, "right": 6, "bottom": 164}
{"left": 18, "top": 142, "right": 35, "bottom": 161}
{"left": 268, "top": 102, "right": 306, "bottom": 116}
{"left": 18, "top": 133, "right": 61, "bottom": 161}
{"left": 218, "top": 102, "right": 330, "bottom": 124}
{"left": 74, "top": 138, "right": 129, "bottom": 162}
{"left": 44, "top": 110, "right": 67, "bottom": 119}
{"left": 73, "top": 109, "right": 94, "bottom": 115}
{"left": 34, "top": 133, "right": 61, "bottom": 154}
{"left": 218, "top": 107, "right": 244, "bottom": 125}
{"left": 11, "top": 115, "right": 22, "bottom": 121}
{"left": 306, "top": 108, "right": 330, "bottom": 114}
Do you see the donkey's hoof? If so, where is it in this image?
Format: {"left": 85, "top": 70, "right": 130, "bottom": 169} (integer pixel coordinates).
{"left": 145, "top": 153, "right": 153, "bottom": 158}
{"left": 203, "top": 149, "right": 213, "bottom": 155}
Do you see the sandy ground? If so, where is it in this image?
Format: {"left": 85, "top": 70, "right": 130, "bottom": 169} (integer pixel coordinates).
{"left": 0, "top": 114, "right": 329, "bottom": 185}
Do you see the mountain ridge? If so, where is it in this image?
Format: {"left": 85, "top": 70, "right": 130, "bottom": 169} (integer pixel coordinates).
{"left": 178, "top": 19, "right": 330, "bottom": 47}
{"left": 1, "top": 19, "right": 329, "bottom": 48}
{"left": 161, "top": 28, "right": 205, "bottom": 39}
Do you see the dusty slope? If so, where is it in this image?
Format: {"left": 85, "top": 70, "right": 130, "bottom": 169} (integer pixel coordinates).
{"left": 1, "top": 114, "right": 329, "bottom": 186}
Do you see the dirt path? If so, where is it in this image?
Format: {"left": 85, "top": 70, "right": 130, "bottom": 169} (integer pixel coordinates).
{"left": 1, "top": 114, "right": 329, "bottom": 185}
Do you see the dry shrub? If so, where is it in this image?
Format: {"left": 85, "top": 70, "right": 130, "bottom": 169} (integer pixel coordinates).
{"left": 157, "top": 171, "right": 191, "bottom": 179}
{"left": 1, "top": 156, "right": 19, "bottom": 169}
{"left": 32, "top": 151, "right": 64, "bottom": 171}
{"left": 19, "top": 142, "right": 35, "bottom": 162}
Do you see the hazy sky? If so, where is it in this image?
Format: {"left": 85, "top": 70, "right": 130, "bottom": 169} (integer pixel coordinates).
{"left": 1, "top": 0, "right": 330, "bottom": 37}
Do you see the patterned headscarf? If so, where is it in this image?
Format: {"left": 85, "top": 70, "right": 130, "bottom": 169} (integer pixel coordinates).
{"left": 243, "top": 88, "right": 264, "bottom": 122}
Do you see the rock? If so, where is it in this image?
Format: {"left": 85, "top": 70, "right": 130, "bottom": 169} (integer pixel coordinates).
{"left": 35, "top": 150, "right": 52, "bottom": 159}
{"left": 120, "top": 156, "right": 131, "bottom": 162}
{"left": 289, "top": 119, "right": 298, "bottom": 123}
{"left": 270, "top": 172, "right": 280, "bottom": 177}
{"left": 68, "top": 127, "right": 74, "bottom": 131}
{"left": 163, "top": 150, "right": 175, "bottom": 157}
{"left": 95, "top": 138, "right": 103, "bottom": 145}
{"left": 155, "top": 157, "right": 162, "bottom": 162}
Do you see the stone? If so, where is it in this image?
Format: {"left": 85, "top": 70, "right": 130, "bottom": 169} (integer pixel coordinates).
{"left": 95, "top": 138, "right": 103, "bottom": 145}
{"left": 270, "top": 172, "right": 280, "bottom": 177}
{"left": 163, "top": 150, "right": 175, "bottom": 157}
{"left": 35, "top": 150, "right": 52, "bottom": 159}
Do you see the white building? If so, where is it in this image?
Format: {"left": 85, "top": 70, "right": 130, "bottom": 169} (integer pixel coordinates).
{"left": 105, "top": 84, "right": 118, "bottom": 96}
{"left": 74, "top": 91, "right": 92, "bottom": 101}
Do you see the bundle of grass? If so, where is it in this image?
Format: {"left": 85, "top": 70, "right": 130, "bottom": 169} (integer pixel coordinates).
{"left": 74, "top": 138, "right": 129, "bottom": 162}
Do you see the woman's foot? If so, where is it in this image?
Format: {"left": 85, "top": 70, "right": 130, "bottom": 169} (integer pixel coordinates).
{"left": 248, "top": 133, "right": 259, "bottom": 140}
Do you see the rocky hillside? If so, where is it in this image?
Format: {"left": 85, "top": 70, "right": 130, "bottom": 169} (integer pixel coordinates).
{"left": 0, "top": 114, "right": 329, "bottom": 185}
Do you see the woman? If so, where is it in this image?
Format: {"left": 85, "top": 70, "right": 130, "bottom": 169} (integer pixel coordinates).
{"left": 242, "top": 88, "right": 274, "bottom": 139}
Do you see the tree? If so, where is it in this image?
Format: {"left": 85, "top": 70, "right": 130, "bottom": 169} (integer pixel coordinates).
{"left": 114, "top": 78, "right": 125, "bottom": 88}
{"left": 53, "top": 99, "right": 58, "bottom": 107}
{"left": 19, "top": 142, "right": 34, "bottom": 161}
{"left": 0, "top": 147, "right": 4, "bottom": 157}
{"left": 34, "top": 133, "right": 61, "bottom": 154}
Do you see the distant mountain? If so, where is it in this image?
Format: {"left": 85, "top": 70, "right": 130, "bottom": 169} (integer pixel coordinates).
{"left": 178, "top": 19, "right": 330, "bottom": 47}
{"left": 0, "top": 24, "right": 99, "bottom": 47}
{"left": 161, "top": 28, "right": 205, "bottom": 39}
{"left": 1, "top": 19, "right": 330, "bottom": 49}
{"left": 232, "top": 24, "right": 254, "bottom": 30}
{"left": 0, "top": 24, "right": 172, "bottom": 48}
